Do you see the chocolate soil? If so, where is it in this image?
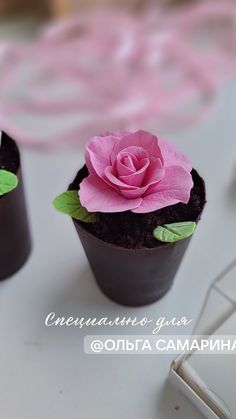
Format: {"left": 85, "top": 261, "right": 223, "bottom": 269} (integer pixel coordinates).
{"left": 70, "top": 165, "right": 206, "bottom": 249}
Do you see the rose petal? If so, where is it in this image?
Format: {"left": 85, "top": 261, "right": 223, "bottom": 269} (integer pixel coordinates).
{"left": 116, "top": 160, "right": 134, "bottom": 177}
{"left": 117, "top": 146, "right": 148, "bottom": 164}
{"left": 116, "top": 152, "right": 137, "bottom": 176}
{"left": 123, "top": 155, "right": 137, "bottom": 171}
{"left": 159, "top": 138, "right": 192, "bottom": 172}
{"left": 80, "top": 174, "right": 142, "bottom": 213}
{"left": 111, "top": 130, "right": 163, "bottom": 162}
{"left": 143, "top": 157, "right": 165, "bottom": 185}
{"left": 85, "top": 135, "right": 119, "bottom": 178}
{"left": 120, "top": 185, "right": 149, "bottom": 199}
{"left": 120, "top": 158, "right": 149, "bottom": 187}
{"left": 132, "top": 166, "right": 193, "bottom": 213}
{"left": 105, "top": 166, "right": 137, "bottom": 190}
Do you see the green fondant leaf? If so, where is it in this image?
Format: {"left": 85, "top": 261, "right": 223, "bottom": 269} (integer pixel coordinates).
{"left": 53, "top": 190, "right": 96, "bottom": 223}
{"left": 0, "top": 169, "right": 18, "bottom": 196}
{"left": 153, "top": 221, "right": 197, "bottom": 243}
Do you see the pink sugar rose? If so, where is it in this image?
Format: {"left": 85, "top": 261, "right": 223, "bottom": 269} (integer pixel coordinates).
{"left": 79, "top": 130, "right": 193, "bottom": 213}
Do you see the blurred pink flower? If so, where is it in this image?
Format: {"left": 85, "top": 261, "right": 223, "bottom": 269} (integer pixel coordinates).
{"left": 80, "top": 130, "right": 193, "bottom": 213}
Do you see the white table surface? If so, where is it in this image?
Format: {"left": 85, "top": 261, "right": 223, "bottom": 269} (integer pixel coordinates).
{"left": 1, "top": 18, "right": 236, "bottom": 419}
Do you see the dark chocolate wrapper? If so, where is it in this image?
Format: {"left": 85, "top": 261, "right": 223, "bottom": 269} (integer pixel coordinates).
{"left": 72, "top": 169, "right": 206, "bottom": 306}
{"left": 0, "top": 133, "right": 31, "bottom": 280}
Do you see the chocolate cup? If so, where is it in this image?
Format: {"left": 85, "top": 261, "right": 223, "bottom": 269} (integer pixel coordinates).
{"left": 72, "top": 170, "right": 206, "bottom": 306}
{"left": 0, "top": 133, "right": 31, "bottom": 280}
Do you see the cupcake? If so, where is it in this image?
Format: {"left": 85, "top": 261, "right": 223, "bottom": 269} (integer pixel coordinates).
{"left": 53, "top": 130, "right": 206, "bottom": 306}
